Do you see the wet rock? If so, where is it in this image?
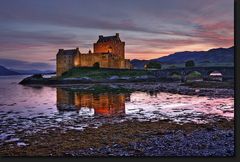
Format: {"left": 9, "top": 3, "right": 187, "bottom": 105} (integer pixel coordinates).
{"left": 82, "top": 77, "right": 92, "bottom": 80}
{"left": 19, "top": 74, "right": 45, "bottom": 84}
{"left": 226, "top": 132, "right": 233, "bottom": 137}
{"left": 17, "top": 142, "right": 28, "bottom": 147}
{"left": 120, "top": 77, "right": 131, "bottom": 80}
{"left": 135, "top": 75, "right": 149, "bottom": 79}
{"left": 0, "top": 133, "right": 11, "bottom": 140}
{"left": 109, "top": 76, "right": 120, "bottom": 80}
{"left": 5, "top": 138, "right": 20, "bottom": 143}
{"left": 108, "top": 84, "right": 119, "bottom": 89}
{"left": 66, "top": 128, "right": 234, "bottom": 156}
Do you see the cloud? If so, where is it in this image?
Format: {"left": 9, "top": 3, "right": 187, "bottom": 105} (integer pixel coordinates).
{"left": 0, "top": 0, "right": 233, "bottom": 36}
{"left": 48, "top": 58, "right": 56, "bottom": 61}
{"left": 0, "top": 0, "right": 234, "bottom": 61}
{"left": 0, "top": 30, "right": 81, "bottom": 51}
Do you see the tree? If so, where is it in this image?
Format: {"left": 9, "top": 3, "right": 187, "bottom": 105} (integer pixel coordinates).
{"left": 145, "top": 62, "right": 162, "bottom": 69}
{"left": 185, "top": 60, "right": 195, "bottom": 67}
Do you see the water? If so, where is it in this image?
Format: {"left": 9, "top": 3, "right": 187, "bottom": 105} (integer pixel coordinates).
{"left": 0, "top": 76, "right": 234, "bottom": 144}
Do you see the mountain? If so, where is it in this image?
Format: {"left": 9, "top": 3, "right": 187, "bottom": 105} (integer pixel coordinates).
{"left": 0, "top": 65, "right": 55, "bottom": 76}
{"left": 131, "top": 46, "right": 234, "bottom": 69}
{"left": 0, "top": 65, "right": 21, "bottom": 76}
{"left": 130, "top": 59, "right": 151, "bottom": 69}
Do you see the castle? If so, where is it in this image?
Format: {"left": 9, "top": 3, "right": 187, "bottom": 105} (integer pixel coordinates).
{"left": 56, "top": 33, "right": 131, "bottom": 76}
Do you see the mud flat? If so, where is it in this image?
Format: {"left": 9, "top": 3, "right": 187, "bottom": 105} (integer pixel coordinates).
{"left": 0, "top": 119, "right": 234, "bottom": 156}
{"left": 1, "top": 75, "right": 232, "bottom": 156}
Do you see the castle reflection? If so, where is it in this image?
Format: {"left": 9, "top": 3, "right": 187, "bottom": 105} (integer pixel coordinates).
{"left": 56, "top": 88, "right": 130, "bottom": 116}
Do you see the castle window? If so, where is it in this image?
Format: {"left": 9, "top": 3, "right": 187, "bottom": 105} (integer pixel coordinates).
{"left": 108, "top": 46, "right": 112, "bottom": 53}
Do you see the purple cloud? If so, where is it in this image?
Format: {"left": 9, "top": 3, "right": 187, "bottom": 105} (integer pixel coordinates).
{"left": 0, "top": 0, "right": 234, "bottom": 66}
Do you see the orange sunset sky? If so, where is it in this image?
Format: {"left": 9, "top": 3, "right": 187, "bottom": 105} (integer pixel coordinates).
{"left": 0, "top": 0, "right": 234, "bottom": 70}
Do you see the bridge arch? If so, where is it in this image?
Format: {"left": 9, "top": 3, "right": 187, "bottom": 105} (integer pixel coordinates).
{"left": 149, "top": 66, "right": 233, "bottom": 82}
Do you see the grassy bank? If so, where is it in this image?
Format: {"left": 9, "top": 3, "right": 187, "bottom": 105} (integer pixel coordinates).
{"left": 60, "top": 67, "right": 151, "bottom": 79}
{"left": 62, "top": 84, "right": 133, "bottom": 94}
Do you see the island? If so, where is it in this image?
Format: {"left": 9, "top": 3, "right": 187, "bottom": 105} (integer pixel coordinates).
{"left": 19, "top": 33, "right": 234, "bottom": 97}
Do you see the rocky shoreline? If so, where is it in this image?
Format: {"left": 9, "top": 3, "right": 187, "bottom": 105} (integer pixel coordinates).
{"left": 36, "top": 82, "right": 233, "bottom": 98}
{"left": 19, "top": 74, "right": 160, "bottom": 85}
{"left": 6, "top": 75, "right": 233, "bottom": 156}
{"left": 67, "top": 128, "right": 234, "bottom": 156}
{"left": 114, "top": 82, "right": 234, "bottom": 98}
{"left": 0, "top": 119, "right": 234, "bottom": 156}
{"left": 19, "top": 74, "right": 233, "bottom": 98}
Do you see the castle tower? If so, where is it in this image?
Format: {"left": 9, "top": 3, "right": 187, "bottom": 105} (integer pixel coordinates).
{"left": 56, "top": 47, "right": 80, "bottom": 76}
{"left": 93, "top": 33, "right": 125, "bottom": 59}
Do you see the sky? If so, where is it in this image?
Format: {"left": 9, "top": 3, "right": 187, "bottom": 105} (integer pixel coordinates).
{"left": 0, "top": 0, "right": 234, "bottom": 70}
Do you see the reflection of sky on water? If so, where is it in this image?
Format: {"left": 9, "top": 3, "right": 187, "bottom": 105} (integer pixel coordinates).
{"left": 125, "top": 92, "right": 233, "bottom": 123}
{"left": 0, "top": 76, "right": 233, "bottom": 121}
{"left": 0, "top": 76, "right": 234, "bottom": 143}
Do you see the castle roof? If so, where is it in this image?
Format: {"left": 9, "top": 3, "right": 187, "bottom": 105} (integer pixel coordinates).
{"left": 58, "top": 48, "right": 80, "bottom": 55}
{"left": 97, "top": 33, "right": 121, "bottom": 43}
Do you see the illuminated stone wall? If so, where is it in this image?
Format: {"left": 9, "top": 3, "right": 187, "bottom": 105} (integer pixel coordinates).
{"left": 79, "top": 53, "right": 110, "bottom": 68}
{"left": 76, "top": 53, "right": 130, "bottom": 69}
{"left": 56, "top": 34, "right": 131, "bottom": 76}
{"left": 93, "top": 41, "right": 125, "bottom": 59}
{"left": 56, "top": 49, "right": 80, "bottom": 76}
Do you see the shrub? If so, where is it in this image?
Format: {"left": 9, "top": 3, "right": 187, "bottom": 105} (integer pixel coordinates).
{"left": 145, "top": 62, "right": 162, "bottom": 69}
{"left": 186, "top": 71, "right": 202, "bottom": 80}
{"left": 185, "top": 60, "right": 195, "bottom": 67}
{"left": 93, "top": 62, "right": 100, "bottom": 69}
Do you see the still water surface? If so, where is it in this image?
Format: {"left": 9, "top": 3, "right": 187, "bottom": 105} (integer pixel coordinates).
{"left": 0, "top": 76, "right": 234, "bottom": 144}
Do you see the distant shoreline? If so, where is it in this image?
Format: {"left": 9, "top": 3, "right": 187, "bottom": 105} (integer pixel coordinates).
{"left": 20, "top": 81, "right": 234, "bottom": 98}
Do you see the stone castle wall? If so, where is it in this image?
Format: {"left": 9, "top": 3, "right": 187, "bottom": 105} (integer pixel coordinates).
{"left": 79, "top": 53, "right": 110, "bottom": 68}
{"left": 94, "top": 41, "right": 125, "bottom": 59}
{"left": 56, "top": 34, "right": 131, "bottom": 76}
{"left": 57, "top": 50, "right": 77, "bottom": 76}
{"left": 76, "top": 53, "right": 130, "bottom": 69}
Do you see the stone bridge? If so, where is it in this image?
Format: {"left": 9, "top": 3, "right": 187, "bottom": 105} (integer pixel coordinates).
{"left": 150, "top": 66, "right": 234, "bottom": 81}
